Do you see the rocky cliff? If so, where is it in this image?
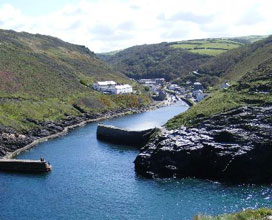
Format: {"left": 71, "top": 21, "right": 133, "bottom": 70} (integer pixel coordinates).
{"left": 135, "top": 105, "right": 272, "bottom": 183}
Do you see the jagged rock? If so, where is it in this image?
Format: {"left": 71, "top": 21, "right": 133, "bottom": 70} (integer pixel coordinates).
{"left": 134, "top": 106, "right": 272, "bottom": 183}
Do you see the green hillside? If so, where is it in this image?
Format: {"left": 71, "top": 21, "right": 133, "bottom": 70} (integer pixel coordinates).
{"left": 169, "top": 39, "right": 243, "bottom": 56}
{"left": 166, "top": 37, "right": 272, "bottom": 129}
{"left": 169, "top": 36, "right": 267, "bottom": 57}
{"left": 195, "top": 208, "right": 272, "bottom": 220}
{"left": 98, "top": 42, "right": 211, "bottom": 81}
{"left": 198, "top": 36, "right": 272, "bottom": 84}
{"left": 98, "top": 36, "right": 266, "bottom": 83}
{"left": 0, "top": 29, "right": 150, "bottom": 131}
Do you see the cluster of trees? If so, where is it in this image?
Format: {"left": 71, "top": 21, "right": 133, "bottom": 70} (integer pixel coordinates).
{"left": 100, "top": 43, "right": 210, "bottom": 81}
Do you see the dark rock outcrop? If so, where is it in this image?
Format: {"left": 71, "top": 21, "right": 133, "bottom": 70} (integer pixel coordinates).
{"left": 134, "top": 106, "right": 272, "bottom": 183}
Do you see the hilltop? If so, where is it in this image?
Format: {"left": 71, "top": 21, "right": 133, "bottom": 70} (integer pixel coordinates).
{"left": 197, "top": 35, "right": 272, "bottom": 85}
{"left": 98, "top": 36, "right": 265, "bottom": 83}
{"left": 0, "top": 29, "right": 151, "bottom": 132}
{"left": 98, "top": 42, "right": 210, "bottom": 81}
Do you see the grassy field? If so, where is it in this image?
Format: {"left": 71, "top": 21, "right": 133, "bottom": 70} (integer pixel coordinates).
{"left": 166, "top": 57, "right": 272, "bottom": 129}
{"left": 170, "top": 39, "right": 243, "bottom": 56}
{"left": 194, "top": 208, "right": 272, "bottom": 220}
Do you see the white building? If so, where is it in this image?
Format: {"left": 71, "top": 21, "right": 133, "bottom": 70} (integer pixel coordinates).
{"left": 109, "top": 84, "right": 133, "bottom": 94}
{"left": 93, "top": 81, "right": 117, "bottom": 92}
{"left": 138, "top": 78, "right": 165, "bottom": 85}
{"left": 93, "top": 81, "right": 132, "bottom": 94}
{"left": 221, "top": 82, "right": 230, "bottom": 89}
{"left": 193, "top": 82, "right": 204, "bottom": 90}
{"left": 168, "top": 84, "right": 179, "bottom": 90}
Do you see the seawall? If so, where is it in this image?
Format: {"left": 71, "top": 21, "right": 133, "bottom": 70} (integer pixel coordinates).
{"left": 1, "top": 97, "right": 179, "bottom": 159}
{"left": 0, "top": 159, "right": 52, "bottom": 173}
{"left": 97, "top": 124, "right": 160, "bottom": 146}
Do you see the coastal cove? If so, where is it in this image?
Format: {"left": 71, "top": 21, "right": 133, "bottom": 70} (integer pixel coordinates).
{"left": 0, "top": 102, "right": 271, "bottom": 220}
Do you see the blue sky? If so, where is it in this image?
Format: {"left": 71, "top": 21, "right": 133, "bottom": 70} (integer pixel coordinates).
{"left": 0, "top": 0, "right": 271, "bottom": 52}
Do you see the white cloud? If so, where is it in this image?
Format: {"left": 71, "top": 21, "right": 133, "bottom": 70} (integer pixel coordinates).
{"left": 0, "top": 0, "right": 272, "bottom": 52}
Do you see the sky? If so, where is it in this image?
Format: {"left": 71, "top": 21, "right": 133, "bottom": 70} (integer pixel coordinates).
{"left": 0, "top": 0, "right": 271, "bottom": 52}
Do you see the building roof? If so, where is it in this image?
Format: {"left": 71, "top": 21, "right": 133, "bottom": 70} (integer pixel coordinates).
{"left": 194, "top": 82, "right": 202, "bottom": 85}
{"left": 193, "top": 89, "right": 203, "bottom": 94}
{"left": 115, "top": 84, "right": 132, "bottom": 89}
{"left": 97, "top": 81, "right": 117, "bottom": 86}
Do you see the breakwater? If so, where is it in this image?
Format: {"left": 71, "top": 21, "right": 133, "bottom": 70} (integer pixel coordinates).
{"left": 0, "top": 159, "right": 52, "bottom": 173}
{"left": 0, "top": 96, "right": 179, "bottom": 159}
{"left": 97, "top": 124, "right": 160, "bottom": 146}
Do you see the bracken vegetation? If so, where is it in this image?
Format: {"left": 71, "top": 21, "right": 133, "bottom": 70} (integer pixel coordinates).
{"left": 0, "top": 29, "right": 151, "bottom": 131}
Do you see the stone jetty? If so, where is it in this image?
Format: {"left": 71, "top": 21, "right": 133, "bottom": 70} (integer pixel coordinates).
{"left": 97, "top": 124, "right": 160, "bottom": 146}
{"left": 0, "top": 159, "right": 52, "bottom": 173}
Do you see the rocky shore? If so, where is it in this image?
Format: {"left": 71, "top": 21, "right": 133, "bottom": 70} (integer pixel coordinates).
{"left": 0, "top": 95, "right": 179, "bottom": 159}
{"left": 0, "top": 108, "right": 146, "bottom": 159}
{"left": 135, "top": 105, "right": 272, "bottom": 183}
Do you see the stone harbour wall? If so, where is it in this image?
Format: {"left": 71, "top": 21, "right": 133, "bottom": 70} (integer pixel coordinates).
{"left": 97, "top": 124, "right": 160, "bottom": 147}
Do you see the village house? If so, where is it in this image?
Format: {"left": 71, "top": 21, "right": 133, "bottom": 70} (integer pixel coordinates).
{"left": 221, "top": 82, "right": 230, "bottom": 89}
{"left": 138, "top": 78, "right": 165, "bottom": 85}
{"left": 192, "top": 89, "right": 205, "bottom": 102}
{"left": 193, "top": 82, "right": 204, "bottom": 91}
{"left": 168, "top": 84, "right": 185, "bottom": 94}
{"left": 168, "top": 84, "right": 179, "bottom": 90}
{"left": 93, "top": 81, "right": 132, "bottom": 94}
{"left": 93, "top": 81, "right": 117, "bottom": 92}
{"left": 108, "top": 84, "right": 133, "bottom": 94}
{"left": 154, "top": 78, "right": 165, "bottom": 85}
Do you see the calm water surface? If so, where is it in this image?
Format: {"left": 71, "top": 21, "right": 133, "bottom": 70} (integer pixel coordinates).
{"left": 0, "top": 102, "right": 271, "bottom": 220}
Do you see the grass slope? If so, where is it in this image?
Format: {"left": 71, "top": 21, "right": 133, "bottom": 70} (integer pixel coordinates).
{"left": 167, "top": 49, "right": 272, "bottom": 129}
{"left": 0, "top": 29, "right": 151, "bottom": 131}
{"left": 198, "top": 36, "right": 272, "bottom": 84}
{"left": 170, "top": 39, "right": 243, "bottom": 56}
{"left": 194, "top": 208, "right": 272, "bottom": 220}
{"left": 99, "top": 42, "right": 211, "bottom": 81}
{"left": 98, "top": 36, "right": 265, "bottom": 84}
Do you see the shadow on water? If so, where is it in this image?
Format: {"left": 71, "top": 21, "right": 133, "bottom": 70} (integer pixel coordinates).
{"left": 97, "top": 139, "right": 141, "bottom": 152}
{"left": 0, "top": 170, "right": 51, "bottom": 178}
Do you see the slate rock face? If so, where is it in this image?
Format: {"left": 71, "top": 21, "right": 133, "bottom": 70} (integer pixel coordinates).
{"left": 134, "top": 106, "right": 272, "bottom": 183}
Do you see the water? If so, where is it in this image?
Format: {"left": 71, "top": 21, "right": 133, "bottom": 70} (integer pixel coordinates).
{"left": 0, "top": 102, "right": 271, "bottom": 220}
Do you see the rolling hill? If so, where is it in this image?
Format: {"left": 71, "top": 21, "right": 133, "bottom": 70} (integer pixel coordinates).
{"left": 0, "top": 29, "right": 150, "bottom": 132}
{"left": 166, "top": 36, "right": 272, "bottom": 129}
{"left": 98, "top": 36, "right": 265, "bottom": 85}
{"left": 197, "top": 35, "right": 272, "bottom": 84}
{"left": 98, "top": 42, "right": 211, "bottom": 81}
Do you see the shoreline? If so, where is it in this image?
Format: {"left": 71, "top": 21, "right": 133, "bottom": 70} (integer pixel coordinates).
{"left": 2, "top": 111, "right": 140, "bottom": 159}
{"left": 3, "top": 97, "right": 187, "bottom": 159}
